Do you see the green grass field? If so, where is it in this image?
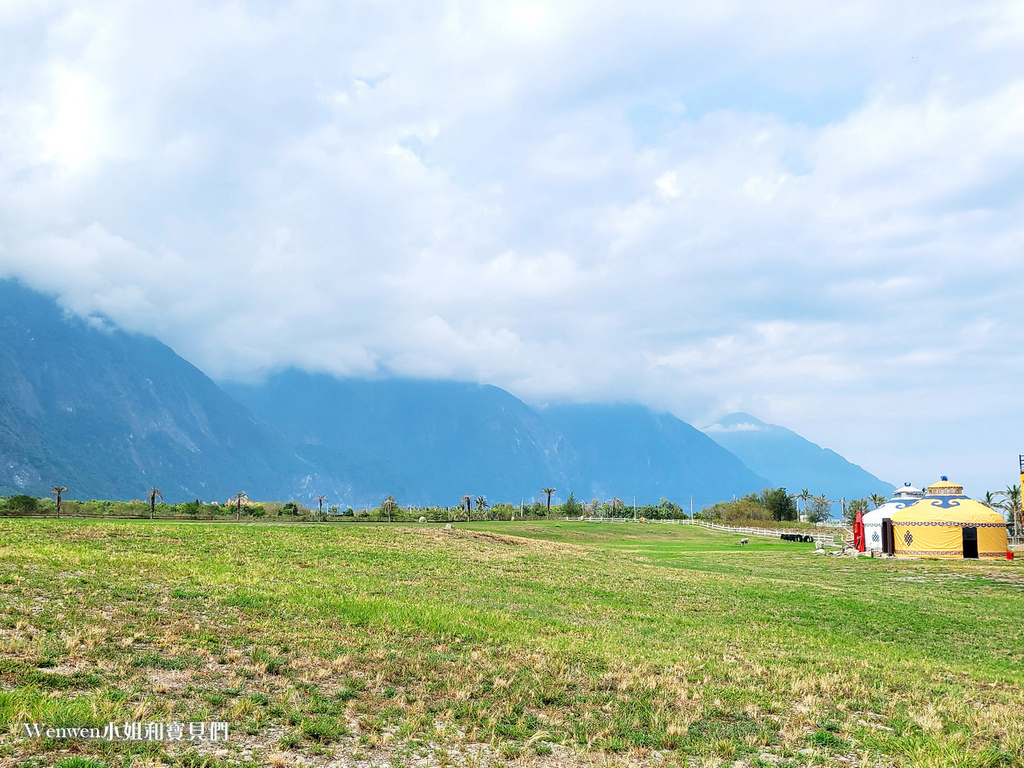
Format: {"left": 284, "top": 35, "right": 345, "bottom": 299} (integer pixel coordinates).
{"left": 1, "top": 519, "right": 1021, "bottom": 767}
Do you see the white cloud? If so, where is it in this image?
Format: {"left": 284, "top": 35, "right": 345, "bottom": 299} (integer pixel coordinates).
{"left": 704, "top": 421, "right": 765, "bottom": 434}
{"left": 1, "top": 1, "right": 1024, "bottom": 492}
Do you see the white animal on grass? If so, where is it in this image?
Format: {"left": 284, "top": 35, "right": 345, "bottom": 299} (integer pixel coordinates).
{"left": 740, "top": 538, "right": 749, "bottom": 545}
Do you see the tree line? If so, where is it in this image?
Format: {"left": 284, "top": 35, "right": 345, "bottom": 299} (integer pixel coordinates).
{"left": 0, "top": 486, "right": 692, "bottom": 522}
{"left": 701, "top": 484, "right": 1022, "bottom": 533}
{"left": 7, "top": 482, "right": 1020, "bottom": 532}
{"left": 0, "top": 485, "right": 839, "bottom": 524}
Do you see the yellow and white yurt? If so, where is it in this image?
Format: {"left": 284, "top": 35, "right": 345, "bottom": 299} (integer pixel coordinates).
{"left": 890, "top": 477, "right": 1008, "bottom": 559}
{"left": 863, "top": 483, "right": 923, "bottom": 552}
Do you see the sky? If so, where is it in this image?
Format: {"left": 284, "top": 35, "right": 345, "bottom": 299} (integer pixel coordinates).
{"left": 1, "top": 0, "right": 1024, "bottom": 496}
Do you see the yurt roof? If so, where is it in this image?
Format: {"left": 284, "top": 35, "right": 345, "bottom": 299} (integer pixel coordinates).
{"left": 864, "top": 500, "right": 909, "bottom": 524}
{"left": 924, "top": 477, "right": 963, "bottom": 495}
{"left": 892, "top": 482, "right": 923, "bottom": 499}
{"left": 890, "top": 477, "right": 1005, "bottom": 525}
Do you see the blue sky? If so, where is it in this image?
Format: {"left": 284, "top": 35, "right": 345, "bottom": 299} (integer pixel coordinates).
{"left": 1, "top": 1, "right": 1023, "bottom": 495}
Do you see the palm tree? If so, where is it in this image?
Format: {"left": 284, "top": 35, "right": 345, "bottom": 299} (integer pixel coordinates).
{"left": 982, "top": 490, "right": 999, "bottom": 509}
{"left": 52, "top": 486, "right": 68, "bottom": 519}
{"left": 848, "top": 498, "right": 869, "bottom": 517}
{"left": 869, "top": 493, "right": 887, "bottom": 510}
{"left": 797, "top": 488, "right": 811, "bottom": 516}
{"left": 475, "top": 496, "right": 489, "bottom": 518}
{"left": 232, "top": 492, "right": 246, "bottom": 520}
{"left": 315, "top": 494, "right": 328, "bottom": 519}
{"left": 147, "top": 488, "right": 163, "bottom": 520}
{"left": 540, "top": 488, "right": 556, "bottom": 519}
{"left": 461, "top": 494, "right": 472, "bottom": 521}
{"left": 611, "top": 497, "right": 624, "bottom": 516}
{"left": 382, "top": 495, "right": 397, "bottom": 523}
{"left": 998, "top": 485, "right": 1022, "bottom": 536}
{"left": 806, "top": 493, "right": 832, "bottom": 524}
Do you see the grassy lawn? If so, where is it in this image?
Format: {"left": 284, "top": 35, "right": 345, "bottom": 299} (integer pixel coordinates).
{"left": 0, "top": 519, "right": 1021, "bottom": 767}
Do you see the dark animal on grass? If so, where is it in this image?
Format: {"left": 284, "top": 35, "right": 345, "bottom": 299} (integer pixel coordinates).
{"left": 780, "top": 533, "right": 815, "bottom": 543}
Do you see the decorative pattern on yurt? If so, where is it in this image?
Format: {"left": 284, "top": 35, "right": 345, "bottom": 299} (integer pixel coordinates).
{"left": 890, "top": 477, "right": 1008, "bottom": 559}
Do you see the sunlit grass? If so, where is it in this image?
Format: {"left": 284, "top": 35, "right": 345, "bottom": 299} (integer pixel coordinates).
{"left": 0, "top": 519, "right": 1021, "bottom": 767}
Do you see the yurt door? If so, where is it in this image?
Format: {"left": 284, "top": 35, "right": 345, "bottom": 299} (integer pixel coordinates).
{"left": 962, "top": 527, "right": 979, "bottom": 559}
{"left": 882, "top": 519, "right": 894, "bottom": 555}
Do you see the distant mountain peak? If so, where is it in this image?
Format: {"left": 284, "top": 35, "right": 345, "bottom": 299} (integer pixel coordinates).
{"left": 703, "top": 411, "right": 891, "bottom": 500}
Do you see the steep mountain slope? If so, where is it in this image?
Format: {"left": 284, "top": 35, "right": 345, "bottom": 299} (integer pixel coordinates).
{"left": 224, "top": 372, "right": 576, "bottom": 506}
{"left": 704, "top": 412, "right": 892, "bottom": 500}
{"left": 0, "top": 279, "right": 313, "bottom": 502}
{"left": 540, "top": 403, "right": 769, "bottom": 507}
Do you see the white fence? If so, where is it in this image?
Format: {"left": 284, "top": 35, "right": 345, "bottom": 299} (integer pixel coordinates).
{"left": 692, "top": 520, "right": 841, "bottom": 547}
{"left": 573, "top": 516, "right": 842, "bottom": 546}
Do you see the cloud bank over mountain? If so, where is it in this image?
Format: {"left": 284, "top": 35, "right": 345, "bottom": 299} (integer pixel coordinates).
{"left": 1, "top": 1, "right": 1023, "bottom": 492}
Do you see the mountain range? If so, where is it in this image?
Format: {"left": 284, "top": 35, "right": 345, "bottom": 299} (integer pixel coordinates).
{"left": 705, "top": 413, "right": 893, "bottom": 501}
{"left": 0, "top": 279, "right": 890, "bottom": 508}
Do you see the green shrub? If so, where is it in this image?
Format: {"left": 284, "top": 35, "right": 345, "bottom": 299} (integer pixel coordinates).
{"left": 4, "top": 495, "right": 40, "bottom": 513}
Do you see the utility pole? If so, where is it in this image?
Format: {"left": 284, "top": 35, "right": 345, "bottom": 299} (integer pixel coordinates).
{"left": 633, "top": 497, "right": 637, "bottom": 521}
{"left": 690, "top": 496, "right": 693, "bottom": 519}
